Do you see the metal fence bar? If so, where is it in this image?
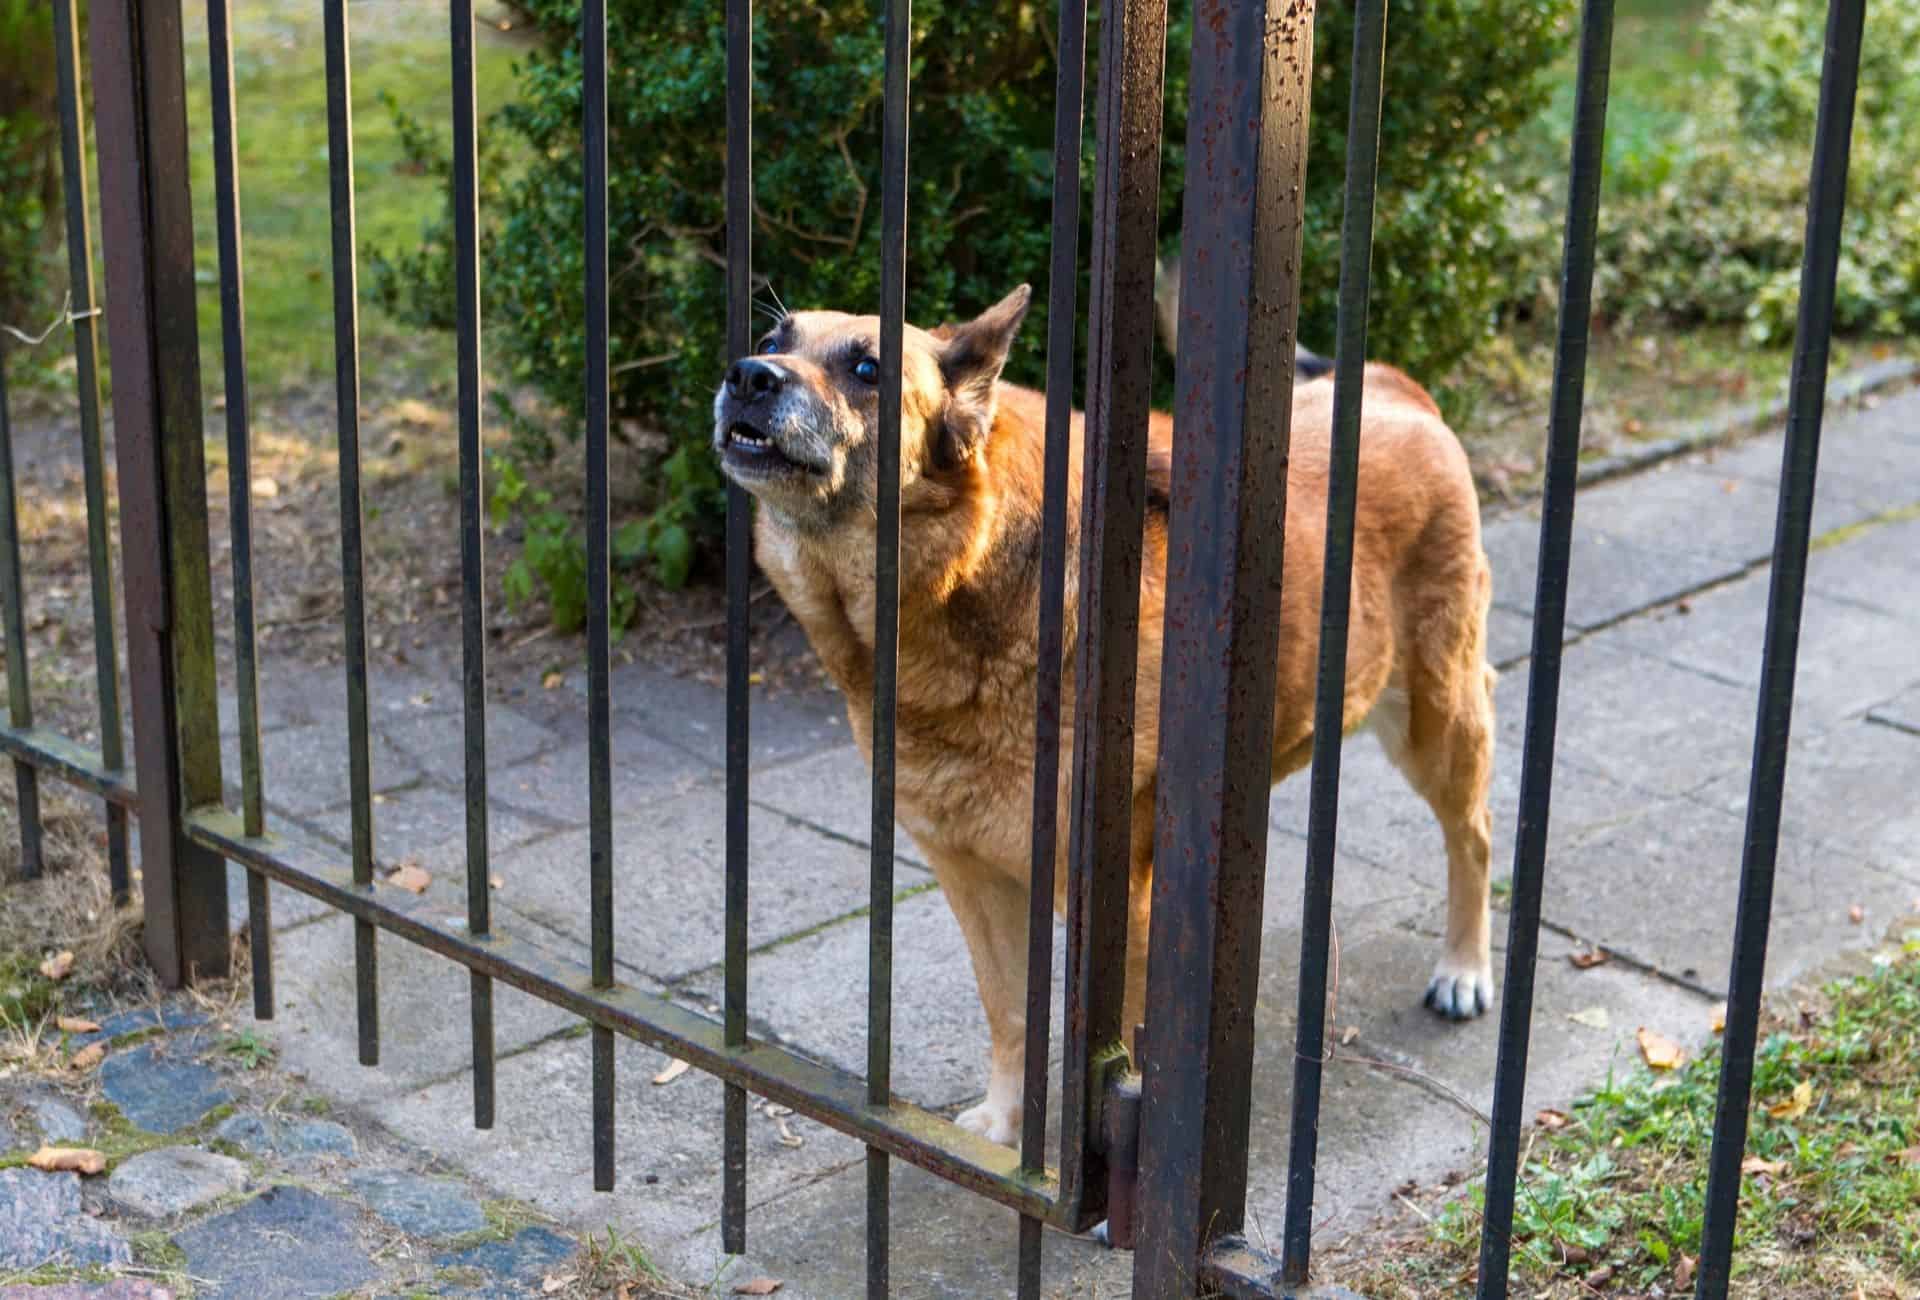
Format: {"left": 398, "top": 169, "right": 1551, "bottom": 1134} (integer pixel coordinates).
{"left": 1280, "top": 0, "right": 1388, "bottom": 1281}
{"left": 1474, "top": 1, "right": 1615, "bottom": 1293}
{"left": 1018, "top": 0, "right": 1091, "bottom": 1289}
{"left": 0, "top": 350, "right": 43, "bottom": 880}
{"left": 722, "top": 0, "right": 755, "bottom": 1258}
{"left": 91, "top": 0, "right": 229, "bottom": 989}
{"left": 51, "top": 0, "right": 129, "bottom": 904}
{"left": 0, "top": 731, "right": 135, "bottom": 809}
{"left": 1059, "top": 0, "right": 1168, "bottom": 1231}
{"left": 582, "top": 0, "right": 618, "bottom": 1196}
{"left": 869, "top": 0, "right": 911, "bottom": 1289}
{"left": 1695, "top": 2, "right": 1865, "bottom": 1294}
{"left": 451, "top": 0, "right": 497, "bottom": 1134}
{"left": 205, "top": 0, "right": 275, "bottom": 1021}
{"left": 322, "top": 0, "right": 379, "bottom": 1065}
{"left": 1134, "top": 0, "right": 1316, "bottom": 1292}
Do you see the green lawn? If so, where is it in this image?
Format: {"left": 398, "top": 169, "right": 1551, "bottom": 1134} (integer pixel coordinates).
{"left": 178, "top": 0, "right": 528, "bottom": 402}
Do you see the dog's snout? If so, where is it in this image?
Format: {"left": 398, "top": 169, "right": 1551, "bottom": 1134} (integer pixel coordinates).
{"left": 725, "top": 357, "right": 786, "bottom": 402}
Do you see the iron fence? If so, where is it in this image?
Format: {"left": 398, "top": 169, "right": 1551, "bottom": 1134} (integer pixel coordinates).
{"left": 0, "top": 0, "right": 1871, "bottom": 1296}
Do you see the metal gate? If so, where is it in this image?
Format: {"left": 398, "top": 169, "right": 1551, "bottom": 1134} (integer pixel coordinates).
{"left": 0, "top": 0, "right": 1870, "bottom": 1296}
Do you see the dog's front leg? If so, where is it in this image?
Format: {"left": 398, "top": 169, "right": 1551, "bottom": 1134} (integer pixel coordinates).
{"left": 924, "top": 849, "right": 1033, "bottom": 1147}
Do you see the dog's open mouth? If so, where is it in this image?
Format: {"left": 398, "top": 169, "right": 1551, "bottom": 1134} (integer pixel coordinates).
{"left": 722, "top": 421, "right": 821, "bottom": 478}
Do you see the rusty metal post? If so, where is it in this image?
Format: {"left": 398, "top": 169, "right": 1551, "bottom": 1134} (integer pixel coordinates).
{"left": 1132, "top": 0, "right": 1317, "bottom": 1293}
{"left": 91, "top": 0, "right": 229, "bottom": 986}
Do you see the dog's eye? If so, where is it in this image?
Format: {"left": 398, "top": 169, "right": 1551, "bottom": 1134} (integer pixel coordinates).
{"left": 758, "top": 338, "right": 780, "bottom": 355}
{"left": 853, "top": 357, "right": 880, "bottom": 385}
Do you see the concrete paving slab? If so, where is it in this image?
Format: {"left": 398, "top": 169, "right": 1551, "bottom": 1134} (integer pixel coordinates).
{"left": 377, "top": 701, "right": 559, "bottom": 775}
{"left": 369, "top": 1028, "right": 864, "bottom": 1244}
{"left": 557, "top": 660, "right": 847, "bottom": 770}
{"left": 1702, "top": 394, "right": 1920, "bottom": 538}
{"left": 488, "top": 787, "right": 931, "bottom": 982}
{"left": 1693, "top": 718, "right": 1920, "bottom": 884}
{"left": 1487, "top": 604, "right": 1537, "bottom": 667}
{"left": 307, "top": 782, "right": 555, "bottom": 874}
{"left": 1539, "top": 792, "right": 1912, "bottom": 993}
{"left": 226, "top": 722, "right": 422, "bottom": 818}
{"left": 1483, "top": 512, "right": 1708, "bottom": 631}
{"left": 1607, "top": 570, "right": 1920, "bottom": 730}
{"left": 748, "top": 744, "right": 930, "bottom": 869}
{"left": 1868, "top": 682, "right": 1920, "bottom": 734}
{"left": 257, "top": 910, "right": 580, "bottom": 1105}
{"left": 1562, "top": 463, "right": 1779, "bottom": 569}
{"left": 490, "top": 731, "right": 713, "bottom": 829}
{"left": 1496, "top": 639, "right": 1758, "bottom": 798}
{"left": 1806, "top": 514, "right": 1920, "bottom": 623}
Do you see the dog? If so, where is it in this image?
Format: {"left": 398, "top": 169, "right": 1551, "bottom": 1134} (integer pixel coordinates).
{"left": 713, "top": 285, "right": 1496, "bottom": 1147}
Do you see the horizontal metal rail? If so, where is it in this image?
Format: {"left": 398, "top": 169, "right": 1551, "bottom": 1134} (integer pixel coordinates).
{"left": 185, "top": 806, "right": 1063, "bottom": 1222}
{"left": 0, "top": 725, "right": 139, "bottom": 812}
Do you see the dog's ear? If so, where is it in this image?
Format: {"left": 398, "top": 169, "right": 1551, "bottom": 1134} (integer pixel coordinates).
{"left": 934, "top": 284, "right": 1032, "bottom": 468}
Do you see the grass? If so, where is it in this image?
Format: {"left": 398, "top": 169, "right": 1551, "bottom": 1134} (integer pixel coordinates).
{"left": 174, "top": 1, "right": 528, "bottom": 399}
{"left": 1329, "top": 931, "right": 1920, "bottom": 1298}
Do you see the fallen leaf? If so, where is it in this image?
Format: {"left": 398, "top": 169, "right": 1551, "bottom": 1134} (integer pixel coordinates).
{"left": 1674, "top": 1253, "right": 1697, "bottom": 1288}
{"left": 386, "top": 862, "right": 432, "bottom": 894}
{"left": 1893, "top": 1146, "right": 1920, "bottom": 1168}
{"left": 1848, "top": 904, "right": 1866, "bottom": 924}
{"left": 651, "top": 1058, "right": 692, "bottom": 1086}
{"left": 1742, "top": 1155, "right": 1786, "bottom": 1176}
{"left": 775, "top": 1118, "right": 803, "bottom": 1148}
{"left": 27, "top": 1146, "right": 106, "bottom": 1175}
{"left": 38, "top": 951, "right": 75, "bottom": 981}
{"left": 68, "top": 1042, "right": 106, "bottom": 1072}
{"left": 1710, "top": 1002, "right": 1727, "bottom": 1033}
{"left": 250, "top": 476, "right": 280, "bottom": 499}
{"left": 733, "top": 1280, "right": 784, "bottom": 1296}
{"left": 1637, "top": 1027, "right": 1685, "bottom": 1070}
{"left": 1535, "top": 1109, "right": 1571, "bottom": 1131}
{"left": 539, "top": 1274, "right": 574, "bottom": 1294}
{"left": 1568, "top": 947, "right": 1611, "bottom": 970}
{"left": 1567, "top": 1006, "right": 1611, "bottom": 1030}
{"left": 1766, "top": 1079, "right": 1813, "bottom": 1122}
{"left": 56, "top": 1016, "right": 101, "bottom": 1034}
{"left": 1623, "top": 417, "right": 1644, "bottom": 435}
{"left": 1338, "top": 1025, "right": 1360, "bottom": 1046}
{"left": 1583, "top": 1264, "right": 1614, "bottom": 1288}
{"left": 748, "top": 672, "right": 765, "bottom": 686}
{"left": 489, "top": 874, "right": 505, "bottom": 891}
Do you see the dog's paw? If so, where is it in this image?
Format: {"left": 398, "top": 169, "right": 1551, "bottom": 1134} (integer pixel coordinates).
{"left": 956, "top": 1099, "right": 1020, "bottom": 1147}
{"left": 1424, "top": 953, "right": 1495, "bottom": 1021}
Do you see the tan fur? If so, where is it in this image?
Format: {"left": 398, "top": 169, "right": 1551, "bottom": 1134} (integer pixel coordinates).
{"left": 714, "top": 288, "right": 1496, "bottom": 1146}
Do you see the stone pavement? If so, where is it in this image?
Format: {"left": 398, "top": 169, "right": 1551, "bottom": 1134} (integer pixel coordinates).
{"left": 18, "top": 386, "right": 1920, "bottom": 1298}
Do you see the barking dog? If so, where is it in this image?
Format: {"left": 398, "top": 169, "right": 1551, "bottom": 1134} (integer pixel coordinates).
{"left": 713, "top": 286, "right": 1496, "bottom": 1146}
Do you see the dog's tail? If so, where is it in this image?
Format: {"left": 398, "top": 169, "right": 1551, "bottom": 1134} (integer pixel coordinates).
{"left": 1295, "top": 344, "right": 1334, "bottom": 380}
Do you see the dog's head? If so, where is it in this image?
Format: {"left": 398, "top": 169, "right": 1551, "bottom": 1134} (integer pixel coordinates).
{"left": 712, "top": 285, "right": 1032, "bottom": 532}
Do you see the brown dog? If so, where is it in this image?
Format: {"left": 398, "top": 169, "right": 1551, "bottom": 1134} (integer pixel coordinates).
{"left": 713, "top": 286, "right": 1496, "bottom": 1146}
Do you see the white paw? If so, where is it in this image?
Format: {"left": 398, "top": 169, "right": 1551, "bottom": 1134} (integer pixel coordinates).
{"left": 1424, "top": 951, "right": 1495, "bottom": 1021}
{"left": 956, "top": 1098, "right": 1020, "bottom": 1147}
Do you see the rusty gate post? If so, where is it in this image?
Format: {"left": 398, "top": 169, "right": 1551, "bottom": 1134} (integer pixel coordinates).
{"left": 1132, "top": 0, "right": 1317, "bottom": 1294}
{"left": 91, "top": 0, "right": 229, "bottom": 987}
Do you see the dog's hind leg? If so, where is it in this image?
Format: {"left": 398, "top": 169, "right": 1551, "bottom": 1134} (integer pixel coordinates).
{"left": 1379, "top": 554, "right": 1498, "bottom": 1020}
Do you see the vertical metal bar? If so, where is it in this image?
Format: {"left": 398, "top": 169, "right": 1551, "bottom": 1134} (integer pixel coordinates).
{"left": 451, "top": 0, "right": 496, "bottom": 1133}
{"left": 0, "top": 351, "right": 43, "bottom": 880}
{"left": 722, "top": 0, "right": 754, "bottom": 1257}
{"left": 1695, "top": 3, "right": 1864, "bottom": 1295}
{"left": 204, "top": 0, "right": 274, "bottom": 1021}
{"left": 868, "top": 0, "right": 910, "bottom": 1291}
{"left": 1019, "top": 0, "right": 1091, "bottom": 1288}
{"left": 582, "top": 0, "right": 617, "bottom": 1196}
{"left": 52, "top": 0, "right": 129, "bottom": 902}
{"left": 1058, "top": 0, "right": 1167, "bottom": 1229}
{"left": 1131, "top": 0, "right": 1316, "bottom": 1292}
{"left": 1474, "top": 2, "right": 1615, "bottom": 1294}
{"left": 322, "top": 0, "right": 378, "bottom": 1066}
{"left": 1280, "top": 0, "right": 1387, "bottom": 1283}
{"left": 91, "top": 0, "right": 230, "bottom": 988}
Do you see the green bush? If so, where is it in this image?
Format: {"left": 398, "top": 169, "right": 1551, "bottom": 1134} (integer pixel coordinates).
{"left": 0, "top": 0, "right": 63, "bottom": 329}
{"left": 1592, "top": 0, "right": 1920, "bottom": 345}
{"left": 374, "top": 0, "right": 1572, "bottom": 612}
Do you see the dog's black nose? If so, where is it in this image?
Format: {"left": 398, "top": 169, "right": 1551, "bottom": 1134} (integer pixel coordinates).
{"left": 725, "top": 357, "right": 785, "bottom": 402}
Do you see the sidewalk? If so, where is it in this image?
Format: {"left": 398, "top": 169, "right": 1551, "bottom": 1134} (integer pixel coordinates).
{"left": 11, "top": 384, "right": 1920, "bottom": 1298}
